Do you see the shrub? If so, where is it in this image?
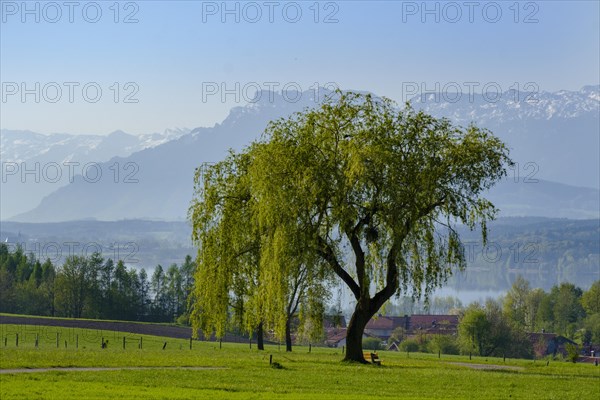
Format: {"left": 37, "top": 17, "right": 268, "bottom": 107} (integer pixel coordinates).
{"left": 176, "top": 313, "right": 190, "bottom": 326}
{"left": 428, "top": 335, "right": 459, "bottom": 355}
{"left": 399, "top": 339, "right": 420, "bottom": 353}
{"left": 271, "top": 362, "right": 284, "bottom": 369}
{"left": 565, "top": 343, "right": 580, "bottom": 363}
{"left": 363, "top": 337, "right": 383, "bottom": 351}
{"left": 389, "top": 327, "right": 406, "bottom": 343}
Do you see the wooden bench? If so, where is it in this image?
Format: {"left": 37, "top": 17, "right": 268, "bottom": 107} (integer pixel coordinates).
{"left": 363, "top": 351, "right": 381, "bottom": 365}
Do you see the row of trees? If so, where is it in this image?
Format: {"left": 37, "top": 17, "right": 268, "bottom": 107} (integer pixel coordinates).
{"left": 0, "top": 243, "right": 194, "bottom": 323}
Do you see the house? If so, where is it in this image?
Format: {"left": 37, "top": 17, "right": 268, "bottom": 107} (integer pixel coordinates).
{"left": 323, "top": 314, "right": 460, "bottom": 347}
{"left": 322, "top": 314, "right": 347, "bottom": 347}
{"left": 364, "top": 314, "right": 459, "bottom": 340}
{"left": 364, "top": 316, "right": 408, "bottom": 340}
{"left": 325, "top": 328, "right": 381, "bottom": 348}
{"left": 386, "top": 341, "right": 400, "bottom": 351}
{"left": 325, "top": 328, "right": 348, "bottom": 348}
{"left": 408, "top": 314, "right": 459, "bottom": 335}
{"left": 528, "top": 332, "right": 578, "bottom": 357}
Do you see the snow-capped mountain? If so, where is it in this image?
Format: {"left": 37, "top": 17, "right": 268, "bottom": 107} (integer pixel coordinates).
{"left": 6, "top": 86, "right": 600, "bottom": 222}
{"left": 410, "top": 85, "right": 599, "bottom": 123}
{"left": 411, "top": 85, "right": 599, "bottom": 190}
{"left": 1, "top": 128, "right": 189, "bottom": 163}
{"left": 0, "top": 128, "right": 190, "bottom": 219}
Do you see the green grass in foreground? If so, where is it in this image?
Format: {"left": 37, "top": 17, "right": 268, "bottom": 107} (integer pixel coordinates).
{"left": 1, "top": 324, "right": 599, "bottom": 399}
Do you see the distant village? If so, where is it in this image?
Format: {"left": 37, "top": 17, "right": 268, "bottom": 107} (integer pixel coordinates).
{"left": 320, "top": 314, "right": 593, "bottom": 362}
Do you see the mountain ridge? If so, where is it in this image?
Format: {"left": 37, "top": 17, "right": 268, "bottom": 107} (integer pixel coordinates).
{"left": 0, "top": 128, "right": 191, "bottom": 219}
{"left": 4, "top": 86, "right": 599, "bottom": 222}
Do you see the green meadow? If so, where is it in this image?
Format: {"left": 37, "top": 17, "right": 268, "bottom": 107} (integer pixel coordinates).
{"left": 1, "top": 324, "right": 598, "bottom": 400}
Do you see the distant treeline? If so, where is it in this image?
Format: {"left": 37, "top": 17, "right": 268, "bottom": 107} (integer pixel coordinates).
{"left": 0, "top": 243, "right": 194, "bottom": 323}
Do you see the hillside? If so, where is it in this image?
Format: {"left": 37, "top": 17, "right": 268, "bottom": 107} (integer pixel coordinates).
{"left": 450, "top": 218, "right": 600, "bottom": 291}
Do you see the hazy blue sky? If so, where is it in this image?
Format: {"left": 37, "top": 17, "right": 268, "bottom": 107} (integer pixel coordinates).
{"left": 1, "top": 0, "right": 599, "bottom": 134}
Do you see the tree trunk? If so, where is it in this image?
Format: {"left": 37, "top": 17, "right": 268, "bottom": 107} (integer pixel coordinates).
{"left": 285, "top": 318, "right": 292, "bottom": 352}
{"left": 256, "top": 322, "right": 264, "bottom": 351}
{"left": 343, "top": 300, "right": 374, "bottom": 363}
{"left": 318, "top": 232, "right": 400, "bottom": 363}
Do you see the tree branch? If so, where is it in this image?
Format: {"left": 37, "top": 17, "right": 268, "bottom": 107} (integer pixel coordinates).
{"left": 370, "top": 196, "right": 445, "bottom": 313}
{"left": 371, "top": 242, "right": 399, "bottom": 313}
{"left": 346, "top": 228, "right": 366, "bottom": 295}
{"left": 346, "top": 208, "right": 378, "bottom": 295}
{"left": 229, "top": 243, "right": 259, "bottom": 262}
{"left": 315, "top": 236, "right": 360, "bottom": 300}
{"left": 286, "top": 266, "right": 307, "bottom": 316}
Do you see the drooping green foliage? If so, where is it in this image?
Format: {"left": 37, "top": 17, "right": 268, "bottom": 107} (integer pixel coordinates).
{"left": 190, "top": 91, "right": 512, "bottom": 361}
{"left": 189, "top": 152, "right": 259, "bottom": 339}
{"left": 189, "top": 151, "right": 331, "bottom": 344}
{"left": 250, "top": 91, "right": 509, "bottom": 299}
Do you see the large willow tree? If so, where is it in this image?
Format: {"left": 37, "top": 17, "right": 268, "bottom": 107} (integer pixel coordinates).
{"left": 191, "top": 91, "right": 511, "bottom": 362}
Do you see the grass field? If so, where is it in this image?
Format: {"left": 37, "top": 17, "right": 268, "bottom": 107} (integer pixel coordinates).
{"left": 1, "top": 323, "right": 599, "bottom": 399}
